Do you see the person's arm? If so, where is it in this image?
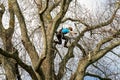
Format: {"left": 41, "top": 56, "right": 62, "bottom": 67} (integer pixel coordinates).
{"left": 69, "top": 31, "right": 77, "bottom": 36}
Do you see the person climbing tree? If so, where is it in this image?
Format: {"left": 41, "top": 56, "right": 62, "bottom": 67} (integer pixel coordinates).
{"left": 54, "top": 27, "right": 77, "bottom": 48}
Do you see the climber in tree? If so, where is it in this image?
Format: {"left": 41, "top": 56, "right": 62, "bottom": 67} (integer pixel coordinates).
{"left": 54, "top": 27, "right": 77, "bottom": 48}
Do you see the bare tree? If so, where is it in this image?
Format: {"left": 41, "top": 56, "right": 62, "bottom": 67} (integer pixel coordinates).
{"left": 0, "top": 0, "right": 120, "bottom": 80}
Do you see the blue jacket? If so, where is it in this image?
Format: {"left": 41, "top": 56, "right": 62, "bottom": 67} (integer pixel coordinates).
{"left": 61, "top": 28, "right": 70, "bottom": 34}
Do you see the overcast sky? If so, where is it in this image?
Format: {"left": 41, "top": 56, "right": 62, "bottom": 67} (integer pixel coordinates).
{"left": 78, "top": 0, "right": 107, "bottom": 9}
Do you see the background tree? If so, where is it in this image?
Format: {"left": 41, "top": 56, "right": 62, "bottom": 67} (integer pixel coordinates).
{"left": 0, "top": 0, "right": 120, "bottom": 80}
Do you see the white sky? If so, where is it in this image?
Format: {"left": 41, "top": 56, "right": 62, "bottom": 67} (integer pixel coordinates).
{"left": 78, "top": 0, "right": 107, "bottom": 10}
{"left": 78, "top": 0, "right": 110, "bottom": 16}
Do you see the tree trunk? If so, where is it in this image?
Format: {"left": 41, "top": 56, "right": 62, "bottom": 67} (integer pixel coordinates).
{"left": 40, "top": 23, "right": 56, "bottom": 80}
{"left": 41, "top": 38, "right": 56, "bottom": 80}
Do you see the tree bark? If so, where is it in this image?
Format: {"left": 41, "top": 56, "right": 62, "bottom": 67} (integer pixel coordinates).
{"left": 70, "top": 58, "right": 89, "bottom": 80}
{"left": 0, "top": 1, "right": 18, "bottom": 80}
{"left": 1, "top": 31, "right": 16, "bottom": 80}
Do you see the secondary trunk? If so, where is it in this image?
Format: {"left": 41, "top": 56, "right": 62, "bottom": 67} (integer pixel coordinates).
{"left": 70, "top": 58, "right": 89, "bottom": 80}
{"left": 41, "top": 43, "right": 55, "bottom": 80}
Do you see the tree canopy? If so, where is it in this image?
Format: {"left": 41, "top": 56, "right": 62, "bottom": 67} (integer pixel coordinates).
{"left": 0, "top": 0, "right": 120, "bottom": 80}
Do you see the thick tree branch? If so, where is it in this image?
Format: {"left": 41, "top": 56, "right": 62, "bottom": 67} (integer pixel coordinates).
{"left": 94, "top": 30, "right": 120, "bottom": 52}
{"left": 47, "top": 0, "right": 61, "bottom": 12}
{"left": 36, "top": 0, "right": 72, "bottom": 78}
{"left": 35, "top": 0, "right": 51, "bottom": 75}
{"left": 92, "top": 40, "right": 120, "bottom": 62}
{"left": 0, "top": 48, "right": 38, "bottom": 80}
{"left": 57, "top": 46, "right": 74, "bottom": 79}
{"left": 38, "top": 0, "right": 50, "bottom": 58}
{"left": 15, "top": 63, "right": 22, "bottom": 80}
{"left": 42, "top": 0, "right": 61, "bottom": 22}
{"left": 10, "top": 0, "right": 39, "bottom": 67}
{"left": 36, "top": 12, "right": 48, "bottom": 75}
{"left": 39, "top": 0, "right": 49, "bottom": 14}
{"left": 64, "top": 1, "right": 120, "bottom": 80}
{"left": 72, "top": 28, "right": 120, "bottom": 80}
{"left": 0, "top": 4, "right": 5, "bottom": 37}
{"left": 94, "top": 36, "right": 114, "bottom": 52}
{"left": 70, "top": 4, "right": 120, "bottom": 55}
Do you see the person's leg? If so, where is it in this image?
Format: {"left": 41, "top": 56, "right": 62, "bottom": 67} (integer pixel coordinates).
{"left": 62, "top": 35, "right": 68, "bottom": 48}
{"left": 54, "top": 33, "right": 62, "bottom": 44}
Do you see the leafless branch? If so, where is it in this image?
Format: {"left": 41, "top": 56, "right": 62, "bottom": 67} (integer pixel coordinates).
{"left": 54, "top": 46, "right": 62, "bottom": 60}
{"left": 89, "top": 4, "right": 120, "bottom": 31}
{"left": 76, "top": 43, "right": 86, "bottom": 56}
{"left": 62, "top": 2, "right": 120, "bottom": 36}
{"left": 110, "top": 50, "right": 120, "bottom": 58}
{"left": 93, "top": 40, "right": 120, "bottom": 62}
{"left": 39, "top": 0, "right": 49, "bottom": 14}
{"left": 57, "top": 46, "right": 74, "bottom": 79}
{"left": 53, "top": 0, "right": 72, "bottom": 29}
{"left": 10, "top": 0, "right": 39, "bottom": 68}
{"left": 0, "top": 48, "right": 38, "bottom": 80}
{"left": 94, "top": 30, "right": 120, "bottom": 52}
{"left": 29, "top": 26, "right": 41, "bottom": 37}
{"left": 47, "top": 0, "right": 61, "bottom": 12}
{"left": 61, "top": 18, "right": 90, "bottom": 27}
{"left": 92, "top": 64, "right": 106, "bottom": 76}
{"left": 85, "top": 72, "right": 112, "bottom": 80}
